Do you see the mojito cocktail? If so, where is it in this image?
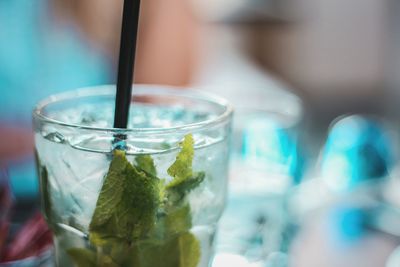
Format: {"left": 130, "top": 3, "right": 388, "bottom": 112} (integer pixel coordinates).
{"left": 33, "top": 85, "right": 232, "bottom": 267}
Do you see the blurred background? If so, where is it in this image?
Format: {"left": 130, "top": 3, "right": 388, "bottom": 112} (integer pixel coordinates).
{"left": 2, "top": 0, "right": 400, "bottom": 266}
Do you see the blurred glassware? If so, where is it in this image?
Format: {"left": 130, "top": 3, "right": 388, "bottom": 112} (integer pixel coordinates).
{"left": 321, "top": 115, "right": 395, "bottom": 193}
{"left": 292, "top": 115, "right": 396, "bottom": 216}
{"left": 288, "top": 115, "right": 400, "bottom": 267}
{"left": 214, "top": 107, "right": 304, "bottom": 267}
{"left": 199, "top": 42, "right": 305, "bottom": 263}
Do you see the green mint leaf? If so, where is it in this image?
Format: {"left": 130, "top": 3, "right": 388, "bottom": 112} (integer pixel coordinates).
{"left": 36, "top": 150, "right": 54, "bottom": 226}
{"left": 39, "top": 166, "right": 52, "bottom": 224}
{"left": 164, "top": 204, "right": 192, "bottom": 235}
{"left": 69, "top": 134, "right": 205, "bottom": 267}
{"left": 89, "top": 150, "right": 159, "bottom": 243}
{"left": 97, "top": 254, "right": 119, "bottom": 267}
{"left": 68, "top": 247, "right": 120, "bottom": 267}
{"left": 115, "top": 161, "right": 159, "bottom": 240}
{"left": 149, "top": 203, "right": 193, "bottom": 239}
{"left": 134, "top": 232, "right": 201, "bottom": 267}
{"left": 167, "top": 134, "right": 195, "bottom": 188}
{"left": 90, "top": 150, "right": 127, "bottom": 229}
{"left": 176, "top": 232, "right": 201, "bottom": 267}
{"left": 161, "top": 142, "right": 172, "bottom": 150}
{"left": 165, "top": 135, "right": 205, "bottom": 204}
{"left": 67, "top": 248, "right": 96, "bottom": 267}
{"left": 167, "top": 172, "right": 205, "bottom": 199}
{"left": 135, "top": 155, "right": 157, "bottom": 177}
{"left": 109, "top": 241, "right": 140, "bottom": 266}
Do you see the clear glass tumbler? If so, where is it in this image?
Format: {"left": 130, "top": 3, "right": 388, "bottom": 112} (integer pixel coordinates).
{"left": 33, "top": 85, "right": 233, "bottom": 267}
{"left": 214, "top": 106, "right": 303, "bottom": 267}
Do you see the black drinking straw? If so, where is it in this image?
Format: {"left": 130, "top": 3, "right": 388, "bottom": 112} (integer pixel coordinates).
{"left": 114, "top": 0, "right": 141, "bottom": 129}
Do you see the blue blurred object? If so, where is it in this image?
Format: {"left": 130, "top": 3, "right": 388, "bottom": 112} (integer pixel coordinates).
{"left": 8, "top": 158, "right": 38, "bottom": 200}
{"left": 321, "top": 115, "right": 393, "bottom": 192}
{"left": 0, "top": 0, "right": 111, "bottom": 123}
{"left": 327, "top": 205, "right": 368, "bottom": 244}
{"left": 0, "top": 0, "right": 112, "bottom": 199}
{"left": 242, "top": 115, "right": 305, "bottom": 185}
{"left": 319, "top": 115, "right": 398, "bottom": 245}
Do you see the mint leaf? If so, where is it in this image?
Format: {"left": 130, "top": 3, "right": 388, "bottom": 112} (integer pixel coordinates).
{"left": 89, "top": 150, "right": 159, "bottom": 243}
{"left": 109, "top": 241, "right": 140, "bottom": 266}
{"left": 165, "top": 134, "right": 205, "bottom": 200}
{"left": 39, "top": 166, "right": 52, "bottom": 223}
{"left": 67, "top": 248, "right": 96, "bottom": 267}
{"left": 167, "top": 172, "right": 205, "bottom": 200}
{"left": 164, "top": 204, "right": 192, "bottom": 235}
{"left": 36, "top": 150, "right": 53, "bottom": 226}
{"left": 133, "top": 232, "right": 200, "bottom": 267}
{"left": 68, "top": 247, "right": 122, "bottom": 267}
{"left": 135, "top": 155, "right": 157, "bottom": 177}
{"left": 115, "top": 161, "right": 159, "bottom": 240}
{"left": 98, "top": 255, "right": 119, "bottom": 267}
{"left": 177, "top": 232, "right": 201, "bottom": 267}
{"left": 90, "top": 150, "right": 127, "bottom": 229}
{"left": 68, "top": 134, "right": 205, "bottom": 267}
{"left": 167, "top": 134, "right": 195, "bottom": 188}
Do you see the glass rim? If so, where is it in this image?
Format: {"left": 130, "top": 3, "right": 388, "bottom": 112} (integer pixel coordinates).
{"left": 33, "top": 84, "right": 234, "bottom": 134}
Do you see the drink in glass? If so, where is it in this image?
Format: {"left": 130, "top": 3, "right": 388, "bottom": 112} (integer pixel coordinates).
{"left": 33, "top": 85, "right": 233, "bottom": 267}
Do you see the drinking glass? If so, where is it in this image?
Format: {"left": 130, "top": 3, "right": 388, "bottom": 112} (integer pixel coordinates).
{"left": 33, "top": 85, "right": 233, "bottom": 267}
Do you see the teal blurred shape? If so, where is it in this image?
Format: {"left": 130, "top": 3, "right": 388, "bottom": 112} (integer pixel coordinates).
{"left": 242, "top": 115, "right": 304, "bottom": 185}
{"left": 328, "top": 206, "right": 367, "bottom": 244}
{"left": 0, "top": 0, "right": 112, "bottom": 124}
{"left": 8, "top": 158, "right": 38, "bottom": 200}
{"left": 321, "top": 115, "right": 393, "bottom": 192}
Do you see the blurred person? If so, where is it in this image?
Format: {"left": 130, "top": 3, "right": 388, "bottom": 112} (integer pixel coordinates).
{"left": 134, "top": 0, "right": 201, "bottom": 85}
{"left": 0, "top": 0, "right": 202, "bottom": 199}
{"left": 51, "top": 0, "right": 201, "bottom": 86}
